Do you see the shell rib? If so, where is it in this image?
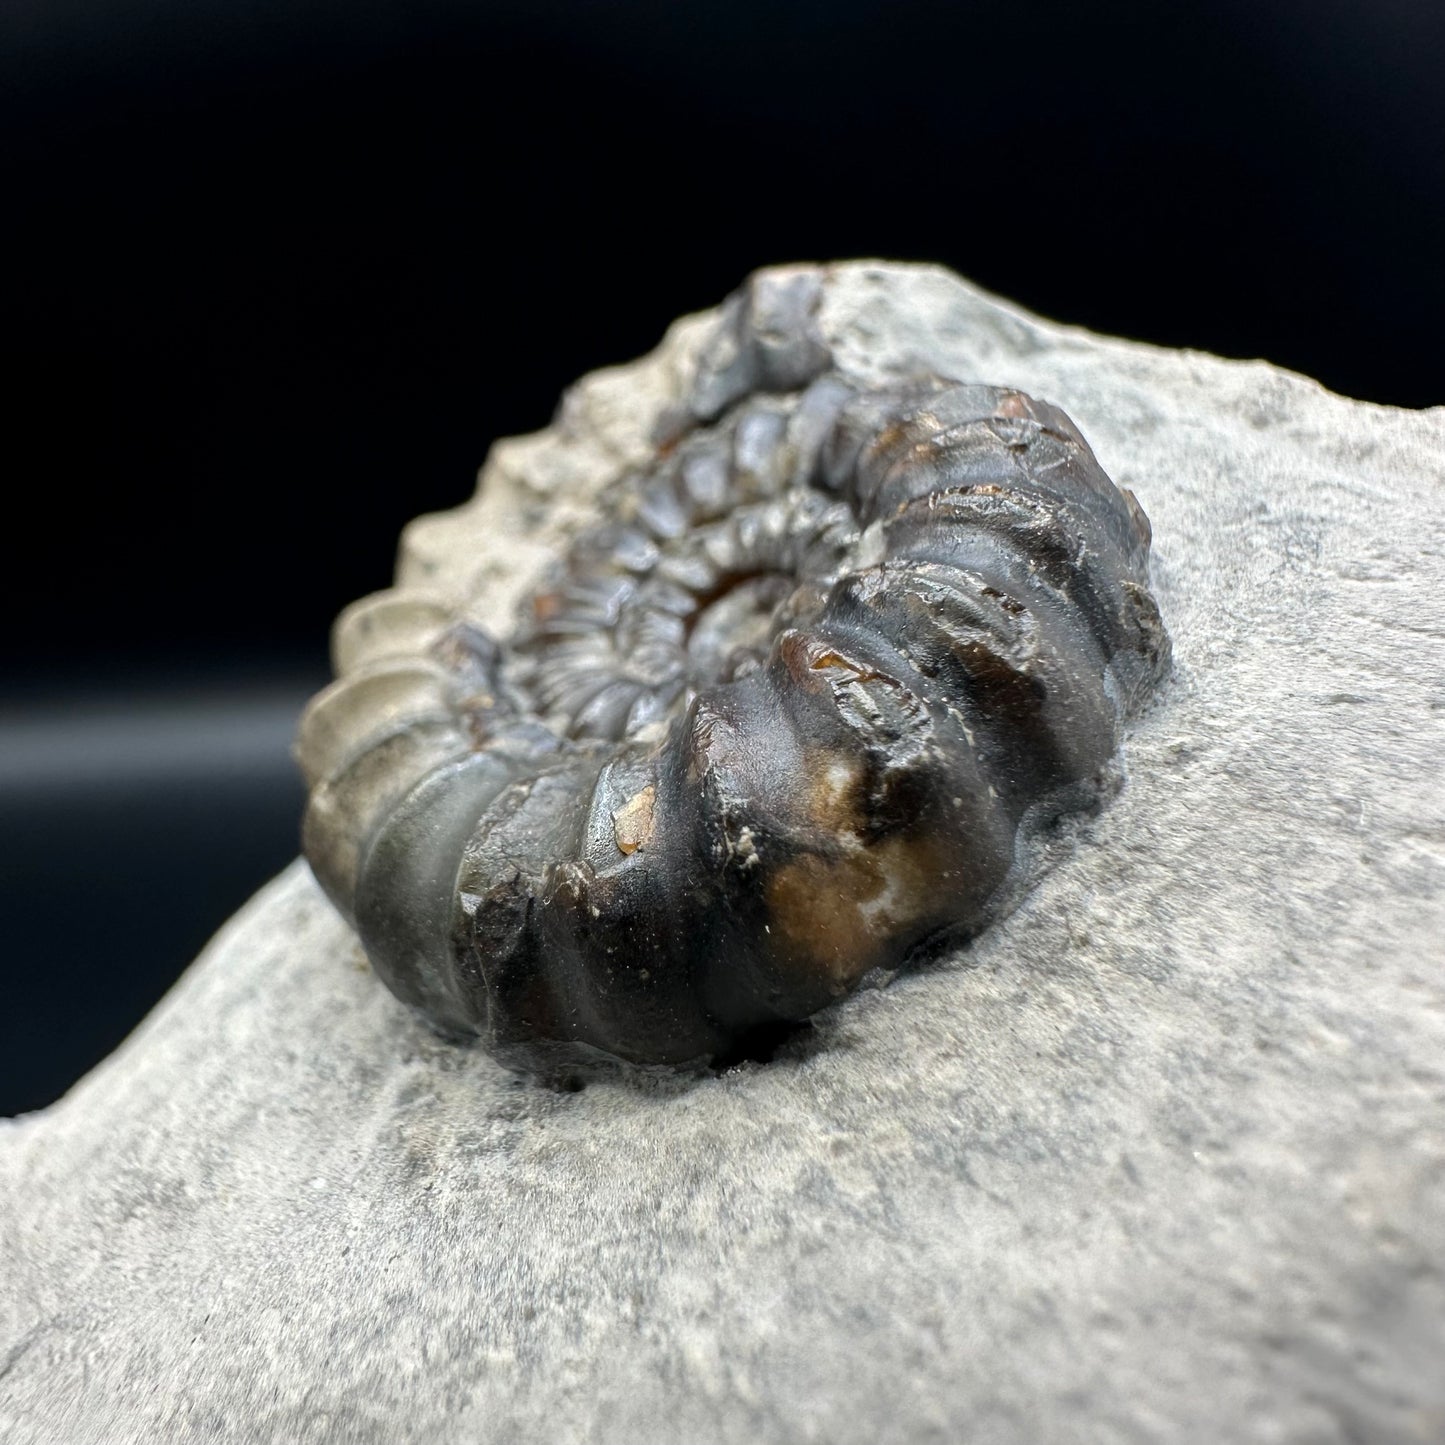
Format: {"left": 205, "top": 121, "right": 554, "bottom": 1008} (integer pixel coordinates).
{"left": 297, "top": 270, "right": 1171, "bottom": 1071}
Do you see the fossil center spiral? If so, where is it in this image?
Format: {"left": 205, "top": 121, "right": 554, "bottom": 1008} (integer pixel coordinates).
{"left": 682, "top": 568, "right": 795, "bottom": 682}
{"left": 510, "top": 411, "right": 863, "bottom": 745}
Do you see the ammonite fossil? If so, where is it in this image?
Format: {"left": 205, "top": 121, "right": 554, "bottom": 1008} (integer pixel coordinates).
{"left": 298, "top": 269, "right": 1170, "bottom": 1072}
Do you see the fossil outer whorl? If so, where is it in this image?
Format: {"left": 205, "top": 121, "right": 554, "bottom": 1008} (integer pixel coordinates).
{"left": 297, "top": 269, "right": 1171, "bottom": 1071}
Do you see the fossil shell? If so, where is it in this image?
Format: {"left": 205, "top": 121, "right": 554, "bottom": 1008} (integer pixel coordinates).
{"left": 297, "top": 267, "right": 1171, "bottom": 1071}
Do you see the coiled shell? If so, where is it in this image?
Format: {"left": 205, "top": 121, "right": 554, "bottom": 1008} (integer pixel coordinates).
{"left": 297, "top": 268, "right": 1170, "bottom": 1071}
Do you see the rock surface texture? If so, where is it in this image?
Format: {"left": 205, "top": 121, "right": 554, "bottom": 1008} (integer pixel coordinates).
{"left": 3, "top": 263, "right": 1443, "bottom": 1444}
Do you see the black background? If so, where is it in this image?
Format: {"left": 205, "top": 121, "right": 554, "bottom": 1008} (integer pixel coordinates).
{"left": 3, "top": 0, "right": 1442, "bottom": 1113}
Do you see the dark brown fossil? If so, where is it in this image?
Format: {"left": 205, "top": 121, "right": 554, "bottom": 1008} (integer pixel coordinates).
{"left": 297, "top": 271, "right": 1170, "bottom": 1073}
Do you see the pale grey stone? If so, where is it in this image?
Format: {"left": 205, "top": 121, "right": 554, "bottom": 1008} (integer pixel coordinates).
{"left": 3, "top": 263, "right": 1443, "bottom": 1445}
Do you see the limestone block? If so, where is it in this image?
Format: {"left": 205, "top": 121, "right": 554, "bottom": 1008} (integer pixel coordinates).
{"left": 2, "top": 263, "right": 1442, "bottom": 1444}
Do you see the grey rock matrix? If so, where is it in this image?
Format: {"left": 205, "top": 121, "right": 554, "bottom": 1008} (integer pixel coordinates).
{"left": 3, "top": 263, "right": 1442, "bottom": 1444}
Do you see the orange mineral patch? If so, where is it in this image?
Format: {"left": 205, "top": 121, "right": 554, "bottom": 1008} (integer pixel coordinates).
{"left": 809, "top": 649, "right": 875, "bottom": 677}
{"left": 804, "top": 754, "right": 865, "bottom": 836}
{"left": 611, "top": 784, "right": 657, "bottom": 856}
{"left": 765, "top": 834, "right": 945, "bottom": 994}
{"left": 779, "top": 631, "right": 878, "bottom": 690}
